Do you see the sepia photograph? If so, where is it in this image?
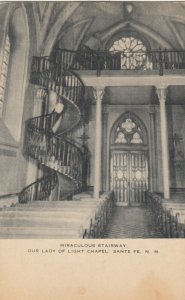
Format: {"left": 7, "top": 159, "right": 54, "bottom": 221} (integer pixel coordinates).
{"left": 0, "top": 2, "right": 185, "bottom": 300}
{"left": 0, "top": 1, "right": 185, "bottom": 240}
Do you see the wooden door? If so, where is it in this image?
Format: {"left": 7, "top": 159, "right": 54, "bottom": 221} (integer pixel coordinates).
{"left": 110, "top": 150, "right": 148, "bottom": 206}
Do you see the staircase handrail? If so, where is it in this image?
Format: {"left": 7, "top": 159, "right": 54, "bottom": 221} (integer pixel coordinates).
{"left": 19, "top": 173, "right": 57, "bottom": 203}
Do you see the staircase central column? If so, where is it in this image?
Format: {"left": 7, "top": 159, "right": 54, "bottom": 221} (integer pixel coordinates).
{"left": 156, "top": 86, "right": 170, "bottom": 199}
{"left": 93, "top": 87, "right": 105, "bottom": 199}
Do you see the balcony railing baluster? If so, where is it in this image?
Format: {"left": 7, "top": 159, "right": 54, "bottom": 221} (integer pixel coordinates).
{"left": 33, "top": 48, "right": 185, "bottom": 75}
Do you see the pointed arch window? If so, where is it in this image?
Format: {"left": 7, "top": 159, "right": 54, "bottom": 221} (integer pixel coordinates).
{"left": 109, "top": 36, "right": 148, "bottom": 70}
{"left": 114, "top": 118, "right": 144, "bottom": 145}
{"left": 0, "top": 33, "right": 10, "bottom": 116}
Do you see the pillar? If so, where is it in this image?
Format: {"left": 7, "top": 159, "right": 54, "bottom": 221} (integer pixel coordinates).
{"left": 156, "top": 86, "right": 170, "bottom": 199}
{"left": 149, "top": 105, "right": 157, "bottom": 192}
{"left": 93, "top": 87, "right": 105, "bottom": 199}
{"left": 102, "top": 105, "right": 109, "bottom": 191}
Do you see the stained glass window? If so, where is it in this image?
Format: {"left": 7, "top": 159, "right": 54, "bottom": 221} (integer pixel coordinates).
{"left": 131, "top": 132, "right": 143, "bottom": 144}
{"left": 0, "top": 34, "right": 10, "bottom": 116}
{"left": 114, "top": 118, "right": 143, "bottom": 144}
{"left": 115, "top": 132, "right": 127, "bottom": 144}
{"left": 109, "top": 36, "right": 147, "bottom": 70}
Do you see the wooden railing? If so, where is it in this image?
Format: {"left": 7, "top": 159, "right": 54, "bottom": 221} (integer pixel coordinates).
{"left": 31, "top": 56, "right": 85, "bottom": 107}
{"left": 24, "top": 122, "right": 83, "bottom": 187}
{"left": 49, "top": 48, "right": 185, "bottom": 75}
{"left": 19, "top": 173, "right": 58, "bottom": 203}
{"left": 28, "top": 112, "right": 63, "bottom": 133}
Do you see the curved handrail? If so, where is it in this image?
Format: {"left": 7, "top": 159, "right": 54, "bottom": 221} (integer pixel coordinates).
{"left": 20, "top": 54, "right": 86, "bottom": 203}
{"left": 24, "top": 124, "right": 83, "bottom": 186}
{"left": 31, "top": 58, "right": 85, "bottom": 111}
{"left": 19, "top": 173, "right": 58, "bottom": 203}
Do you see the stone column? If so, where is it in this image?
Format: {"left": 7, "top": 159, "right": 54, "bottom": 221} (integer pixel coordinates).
{"left": 149, "top": 105, "right": 157, "bottom": 192}
{"left": 93, "top": 87, "right": 105, "bottom": 199}
{"left": 102, "top": 105, "right": 109, "bottom": 191}
{"left": 156, "top": 86, "right": 170, "bottom": 199}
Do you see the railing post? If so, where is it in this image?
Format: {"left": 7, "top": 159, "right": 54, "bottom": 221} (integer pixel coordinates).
{"left": 159, "top": 48, "right": 163, "bottom": 76}
{"left": 96, "top": 51, "right": 101, "bottom": 77}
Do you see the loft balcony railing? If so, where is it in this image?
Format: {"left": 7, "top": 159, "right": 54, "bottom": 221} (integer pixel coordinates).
{"left": 50, "top": 48, "right": 185, "bottom": 76}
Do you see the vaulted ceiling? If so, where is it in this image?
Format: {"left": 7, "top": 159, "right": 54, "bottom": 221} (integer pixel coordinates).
{"left": 1, "top": 2, "right": 185, "bottom": 105}
{"left": 29, "top": 2, "right": 185, "bottom": 54}
{"left": 29, "top": 2, "right": 185, "bottom": 106}
{"left": 1, "top": 2, "right": 185, "bottom": 53}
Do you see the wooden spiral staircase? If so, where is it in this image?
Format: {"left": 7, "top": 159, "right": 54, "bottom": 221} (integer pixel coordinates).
{"left": 0, "top": 49, "right": 120, "bottom": 238}
{"left": 19, "top": 50, "right": 86, "bottom": 203}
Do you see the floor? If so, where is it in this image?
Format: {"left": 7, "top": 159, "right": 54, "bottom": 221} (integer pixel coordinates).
{"left": 104, "top": 206, "right": 165, "bottom": 238}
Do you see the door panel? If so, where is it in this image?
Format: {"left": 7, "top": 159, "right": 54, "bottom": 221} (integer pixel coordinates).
{"left": 111, "top": 151, "right": 129, "bottom": 204}
{"left": 111, "top": 150, "right": 148, "bottom": 206}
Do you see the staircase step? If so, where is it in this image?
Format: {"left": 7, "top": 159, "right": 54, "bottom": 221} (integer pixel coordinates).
{"left": 0, "top": 198, "right": 103, "bottom": 238}
{"left": 0, "top": 196, "right": 18, "bottom": 209}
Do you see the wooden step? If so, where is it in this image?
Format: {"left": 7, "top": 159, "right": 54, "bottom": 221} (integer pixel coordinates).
{"left": 0, "top": 196, "right": 109, "bottom": 238}
{"left": 0, "top": 195, "right": 18, "bottom": 209}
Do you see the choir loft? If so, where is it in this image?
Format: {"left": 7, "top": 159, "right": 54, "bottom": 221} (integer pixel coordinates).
{"left": 0, "top": 1, "right": 185, "bottom": 238}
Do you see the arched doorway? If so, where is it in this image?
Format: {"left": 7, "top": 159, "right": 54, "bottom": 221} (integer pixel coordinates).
{"left": 110, "top": 112, "right": 149, "bottom": 206}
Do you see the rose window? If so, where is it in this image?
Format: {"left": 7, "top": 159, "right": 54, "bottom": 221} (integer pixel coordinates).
{"left": 109, "top": 36, "right": 147, "bottom": 70}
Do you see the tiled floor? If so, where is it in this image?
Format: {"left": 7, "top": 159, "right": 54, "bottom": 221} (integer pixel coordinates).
{"left": 104, "top": 206, "right": 165, "bottom": 238}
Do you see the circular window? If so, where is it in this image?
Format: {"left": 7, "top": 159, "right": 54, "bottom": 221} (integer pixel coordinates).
{"left": 109, "top": 36, "right": 147, "bottom": 70}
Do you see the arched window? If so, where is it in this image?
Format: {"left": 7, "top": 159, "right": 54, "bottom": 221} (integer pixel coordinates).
{"left": 0, "top": 33, "right": 10, "bottom": 116}
{"left": 111, "top": 112, "right": 148, "bottom": 146}
{"left": 114, "top": 118, "right": 143, "bottom": 144}
{"left": 109, "top": 36, "right": 148, "bottom": 70}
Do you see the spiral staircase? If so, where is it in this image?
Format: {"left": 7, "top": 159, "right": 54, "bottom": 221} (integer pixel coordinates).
{"left": 19, "top": 50, "right": 86, "bottom": 203}
{"left": 0, "top": 49, "right": 118, "bottom": 238}
{"left": 0, "top": 49, "right": 96, "bottom": 238}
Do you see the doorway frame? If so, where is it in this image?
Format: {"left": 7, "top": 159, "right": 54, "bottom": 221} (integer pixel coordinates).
{"left": 109, "top": 111, "right": 149, "bottom": 202}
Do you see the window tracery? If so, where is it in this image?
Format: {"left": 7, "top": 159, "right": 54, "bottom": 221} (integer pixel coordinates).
{"left": 109, "top": 36, "right": 147, "bottom": 70}
{"left": 114, "top": 118, "right": 144, "bottom": 145}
